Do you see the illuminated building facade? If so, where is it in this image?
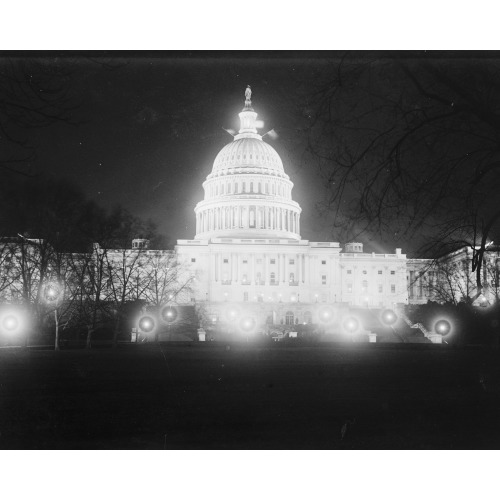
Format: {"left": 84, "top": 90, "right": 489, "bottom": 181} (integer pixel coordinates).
{"left": 176, "top": 88, "right": 409, "bottom": 327}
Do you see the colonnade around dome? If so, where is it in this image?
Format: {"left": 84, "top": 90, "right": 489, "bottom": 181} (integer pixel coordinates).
{"left": 195, "top": 204, "right": 300, "bottom": 238}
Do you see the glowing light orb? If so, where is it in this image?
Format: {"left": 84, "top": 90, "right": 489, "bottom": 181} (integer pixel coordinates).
{"left": 343, "top": 316, "right": 360, "bottom": 334}
{"left": 44, "top": 283, "right": 60, "bottom": 302}
{"left": 381, "top": 309, "right": 397, "bottom": 326}
{"left": 223, "top": 305, "right": 241, "bottom": 323}
{"left": 138, "top": 316, "right": 155, "bottom": 333}
{"left": 161, "top": 306, "right": 178, "bottom": 323}
{"left": 434, "top": 319, "right": 451, "bottom": 335}
{"left": 239, "top": 316, "right": 256, "bottom": 333}
{"left": 2, "top": 314, "right": 19, "bottom": 332}
{"left": 318, "top": 306, "right": 335, "bottom": 324}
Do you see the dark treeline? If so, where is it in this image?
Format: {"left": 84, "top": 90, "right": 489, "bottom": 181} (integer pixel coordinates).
{"left": 0, "top": 173, "right": 167, "bottom": 251}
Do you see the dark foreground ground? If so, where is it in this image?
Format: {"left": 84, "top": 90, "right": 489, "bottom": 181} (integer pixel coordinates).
{"left": 0, "top": 342, "right": 499, "bottom": 449}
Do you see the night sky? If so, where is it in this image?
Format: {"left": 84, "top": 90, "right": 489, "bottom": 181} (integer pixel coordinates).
{"left": 10, "top": 54, "right": 334, "bottom": 247}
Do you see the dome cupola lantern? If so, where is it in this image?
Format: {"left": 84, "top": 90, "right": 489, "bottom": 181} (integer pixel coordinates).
{"left": 237, "top": 85, "right": 258, "bottom": 136}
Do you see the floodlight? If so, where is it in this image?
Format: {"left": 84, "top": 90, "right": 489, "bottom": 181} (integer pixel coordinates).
{"left": 381, "top": 309, "right": 397, "bottom": 326}
{"left": 223, "top": 305, "right": 241, "bottom": 323}
{"left": 318, "top": 306, "right": 335, "bottom": 324}
{"left": 342, "top": 316, "right": 360, "bottom": 334}
{"left": 239, "top": 316, "right": 256, "bottom": 334}
{"left": 138, "top": 316, "right": 155, "bottom": 333}
{"left": 434, "top": 319, "right": 451, "bottom": 335}
{"left": 161, "top": 305, "right": 178, "bottom": 323}
{"left": 2, "top": 314, "right": 20, "bottom": 332}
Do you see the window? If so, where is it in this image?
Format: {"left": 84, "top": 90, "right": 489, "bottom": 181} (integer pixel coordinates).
{"left": 289, "top": 259, "right": 295, "bottom": 265}
{"left": 285, "top": 311, "right": 294, "bottom": 325}
{"left": 347, "top": 270, "right": 352, "bottom": 274}
{"left": 322, "top": 275, "right": 327, "bottom": 284}
{"left": 257, "top": 295, "right": 263, "bottom": 302}
{"left": 223, "top": 259, "right": 228, "bottom": 263}
{"left": 242, "top": 274, "right": 248, "bottom": 282}
{"left": 378, "top": 270, "right": 382, "bottom": 275}
{"left": 270, "top": 272, "right": 276, "bottom": 284}
{"left": 303, "top": 311, "right": 312, "bottom": 324}
{"left": 378, "top": 284, "right": 383, "bottom": 293}
{"left": 243, "top": 292, "right": 248, "bottom": 301}
{"left": 362, "top": 270, "right": 367, "bottom": 274}
{"left": 270, "top": 259, "right": 276, "bottom": 264}
{"left": 256, "top": 259, "right": 262, "bottom": 264}
{"left": 362, "top": 280, "right": 368, "bottom": 290}
{"left": 391, "top": 284, "right": 396, "bottom": 293}
{"left": 322, "top": 260, "right": 326, "bottom": 265}
{"left": 347, "top": 284, "right": 353, "bottom": 293}
{"left": 391, "top": 270, "right": 395, "bottom": 275}
{"left": 243, "top": 260, "right": 248, "bottom": 264}
{"left": 289, "top": 272, "right": 295, "bottom": 282}
{"left": 191, "top": 258, "right": 196, "bottom": 263}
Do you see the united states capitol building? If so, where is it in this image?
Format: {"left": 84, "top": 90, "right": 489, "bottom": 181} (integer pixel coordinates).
{"left": 4, "top": 87, "right": 496, "bottom": 337}
{"left": 175, "top": 88, "right": 425, "bottom": 327}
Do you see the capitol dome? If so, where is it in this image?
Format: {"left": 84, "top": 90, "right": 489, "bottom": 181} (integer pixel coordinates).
{"left": 210, "top": 138, "right": 286, "bottom": 178}
{"left": 194, "top": 87, "right": 302, "bottom": 240}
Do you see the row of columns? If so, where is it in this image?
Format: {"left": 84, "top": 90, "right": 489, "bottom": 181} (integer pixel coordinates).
{"left": 207, "top": 179, "right": 290, "bottom": 199}
{"left": 197, "top": 205, "right": 300, "bottom": 235}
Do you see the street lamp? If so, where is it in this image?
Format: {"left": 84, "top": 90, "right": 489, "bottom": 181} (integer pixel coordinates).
{"left": 44, "top": 282, "right": 62, "bottom": 350}
{"left": 160, "top": 305, "right": 178, "bottom": 341}
{"left": 342, "top": 316, "right": 360, "bottom": 342}
{"left": 239, "top": 316, "right": 256, "bottom": 341}
{"left": 138, "top": 316, "right": 155, "bottom": 339}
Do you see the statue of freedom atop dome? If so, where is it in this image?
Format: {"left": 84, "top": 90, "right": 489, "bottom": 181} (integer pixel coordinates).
{"left": 245, "top": 85, "right": 252, "bottom": 102}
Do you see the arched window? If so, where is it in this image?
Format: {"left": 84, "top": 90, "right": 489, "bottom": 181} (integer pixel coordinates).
{"left": 285, "top": 311, "right": 294, "bottom": 325}
{"left": 362, "top": 280, "right": 368, "bottom": 291}
{"left": 216, "top": 185, "right": 219, "bottom": 196}
{"left": 250, "top": 182, "right": 254, "bottom": 193}
{"left": 289, "top": 272, "right": 295, "bottom": 283}
{"left": 242, "top": 182, "right": 246, "bottom": 192}
{"left": 221, "top": 184, "right": 224, "bottom": 195}
{"left": 258, "top": 182, "right": 261, "bottom": 193}
{"left": 304, "top": 311, "right": 312, "bottom": 324}
{"left": 266, "top": 183, "right": 269, "bottom": 194}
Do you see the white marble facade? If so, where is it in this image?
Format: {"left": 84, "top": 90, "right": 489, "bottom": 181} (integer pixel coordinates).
{"left": 176, "top": 89, "right": 409, "bottom": 322}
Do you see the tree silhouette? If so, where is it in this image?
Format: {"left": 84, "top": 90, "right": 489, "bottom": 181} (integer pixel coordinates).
{"left": 302, "top": 52, "right": 500, "bottom": 299}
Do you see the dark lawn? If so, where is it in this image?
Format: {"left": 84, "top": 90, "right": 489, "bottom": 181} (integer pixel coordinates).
{"left": 0, "top": 342, "right": 499, "bottom": 449}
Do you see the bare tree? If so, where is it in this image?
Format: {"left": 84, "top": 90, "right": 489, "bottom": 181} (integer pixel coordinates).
{"left": 302, "top": 53, "right": 500, "bottom": 300}
{"left": 0, "top": 57, "right": 78, "bottom": 176}
{"left": 142, "top": 251, "right": 193, "bottom": 306}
